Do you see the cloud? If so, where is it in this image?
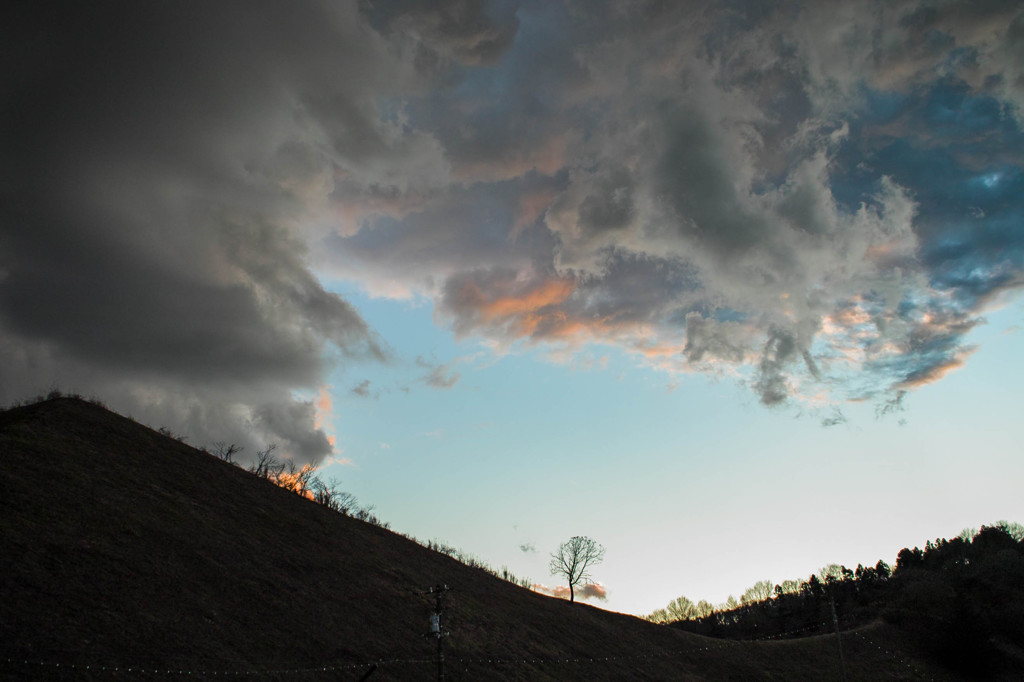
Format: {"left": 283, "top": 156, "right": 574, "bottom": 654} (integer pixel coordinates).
{"left": 325, "top": 0, "right": 1024, "bottom": 410}
{"left": 892, "top": 346, "right": 977, "bottom": 390}
{"left": 577, "top": 583, "right": 609, "bottom": 601}
{"left": 351, "top": 380, "right": 376, "bottom": 398}
{"left": 4, "top": 0, "right": 1023, "bottom": 434}
{"left": 425, "top": 365, "right": 460, "bottom": 389}
{"left": 314, "top": 386, "right": 337, "bottom": 448}
{"left": 252, "top": 400, "right": 334, "bottom": 464}
{"left": 416, "top": 356, "right": 461, "bottom": 389}
{"left": 875, "top": 390, "right": 908, "bottom": 420}
{"left": 821, "top": 408, "right": 848, "bottom": 428}
{"left": 438, "top": 270, "right": 578, "bottom": 342}
{"left": 0, "top": 1, "right": 403, "bottom": 464}
{"left": 362, "top": 0, "right": 521, "bottom": 67}
{"left": 532, "top": 582, "right": 607, "bottom": 601}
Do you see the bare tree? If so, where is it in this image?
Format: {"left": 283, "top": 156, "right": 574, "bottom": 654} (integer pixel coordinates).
{"left": 667, "top": 595, "right": 699, "bottom": 620}
{"left": 997, "top": 520, "right": 1024, "bottom": 542}
{"left": 549, "top": 535, "right": 605, "bottom": 603}
{"left": 211, "top": 441, "right": 244, "bottom": 464}
{"left": 249, "top": 444, "right": 282, "bottom": 479}
{"left": 311, "top": 476, "right": 359, "bottom": 514}
{"left": 276, "top": 460, "right": 317, "bottom": 498}
{"left": 818, "top": 563, "right": 847, "bottom": 584}
{"left": 649, "top": 596, "right": 716, "bottom": 623}
{"left": 741, "top": 579, "right": 774, "bottom": 604}
{"left": 647, "top": 608, "right": 672, "bottom": 624}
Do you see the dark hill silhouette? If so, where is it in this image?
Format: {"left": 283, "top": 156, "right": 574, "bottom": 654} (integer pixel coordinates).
{"left": 1, "top": 398, "right": 961, "bottom": 680}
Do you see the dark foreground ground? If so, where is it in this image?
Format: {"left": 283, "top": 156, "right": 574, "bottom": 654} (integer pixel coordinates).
{"left": 0, "top": 398, "right": 988, "bottom": 680}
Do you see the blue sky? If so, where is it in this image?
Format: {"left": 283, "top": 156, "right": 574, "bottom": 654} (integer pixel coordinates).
{"left": 3, "top": 0, "right": 1023, "bottom": 617}
{"left": 316, "top": 285, "right": 1023, "bottom": 615}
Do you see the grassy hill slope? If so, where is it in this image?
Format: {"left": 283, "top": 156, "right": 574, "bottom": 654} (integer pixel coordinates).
{"left": 0, "top": 398, "right": 962, "bottom": 680}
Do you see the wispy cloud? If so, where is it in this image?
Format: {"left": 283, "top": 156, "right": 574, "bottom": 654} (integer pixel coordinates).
{"left": 416, "top": 356, "right": 461, "bottom": 389}
{"left": 820, "top": 408, "right": 847, "bottom": 428}
{"left": 351, "top": 380, "right": 377, "bottom": 399}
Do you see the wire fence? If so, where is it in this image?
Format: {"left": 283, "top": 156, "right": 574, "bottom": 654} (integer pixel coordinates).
{"left": 850, "top": 630, "right": 932, "bottom": 679}
{"left": 1, "top": 656, "right": 432, "bottom": 678}
{"left": 3, "top": 625, "right": 936, "bottom": 680}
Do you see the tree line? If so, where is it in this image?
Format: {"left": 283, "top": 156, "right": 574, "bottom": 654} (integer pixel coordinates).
{"left": 648, "top": 522, "right": 1024, "bottom": 677}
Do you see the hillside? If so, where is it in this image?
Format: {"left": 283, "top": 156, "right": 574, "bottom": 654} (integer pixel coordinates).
{"left": 1, "top": 398, "right": 962, "bottom": 680}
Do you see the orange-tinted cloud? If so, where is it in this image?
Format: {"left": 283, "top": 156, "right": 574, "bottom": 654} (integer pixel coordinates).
{"left": 893, "top": 346, "right": 977, "bottom": 390}
{"left": 451, "top": 275, "right": 586, "bottom": 340}
{"left": 479, "top": 278, "right": 575, "bottom": 320}
{"left": 635, "top": 341, "right": 686, "bottom": 358}
{"left": 313, "top": 386, "right": 337, "bottom": 449}
{"left": 532, "top": 582, "right": 607, "bottom": 601}
{"left": 577, "top": 583, "right": 608, "bottom": 600}
{"left": 314, "top": 386, "right": 332, "bottom": 429}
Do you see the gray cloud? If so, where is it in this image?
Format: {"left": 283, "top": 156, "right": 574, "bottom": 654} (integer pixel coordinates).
{"left": 361, "top": 0, "right": 521, "bottom": 67}
{"left": 358, "top": 0, "right": 1023, "bottom": 409}
{"left": 0, "top": 1, "right": 401, "bottom": 463}
{"left": 252, "top": 400, "right": 333, "bottom": 463}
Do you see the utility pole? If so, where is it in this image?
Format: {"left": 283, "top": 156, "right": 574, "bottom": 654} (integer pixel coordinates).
{"left": 829, "top": 594, "right": 847, "bottom": 681}
{"left": 424, "top": 584, "right": 450, "bottom": 682}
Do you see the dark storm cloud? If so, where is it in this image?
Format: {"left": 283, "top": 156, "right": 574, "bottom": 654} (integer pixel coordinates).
{"left": 252, "top": 400, "right": 334, "bottom": 462}
{"left": 361, "top": 0, "right": 520, "bottom": 66}
{"left": 577, "top": 165, "right": 636, "bottom": 234}
{"left": 1, "top": 1, "right": 400, "bottom": 463}
{"left": 391, "top": 2, "right": 586, "bottom": 182}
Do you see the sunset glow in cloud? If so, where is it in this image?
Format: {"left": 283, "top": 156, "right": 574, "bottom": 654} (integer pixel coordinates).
{"left": 533, "top": 583, "right": 608, "bottom": 601}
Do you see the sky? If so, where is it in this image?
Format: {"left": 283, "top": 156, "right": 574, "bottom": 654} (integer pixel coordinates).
{"left": 2, "top": 0, "right": 1023, "bottom": 617}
